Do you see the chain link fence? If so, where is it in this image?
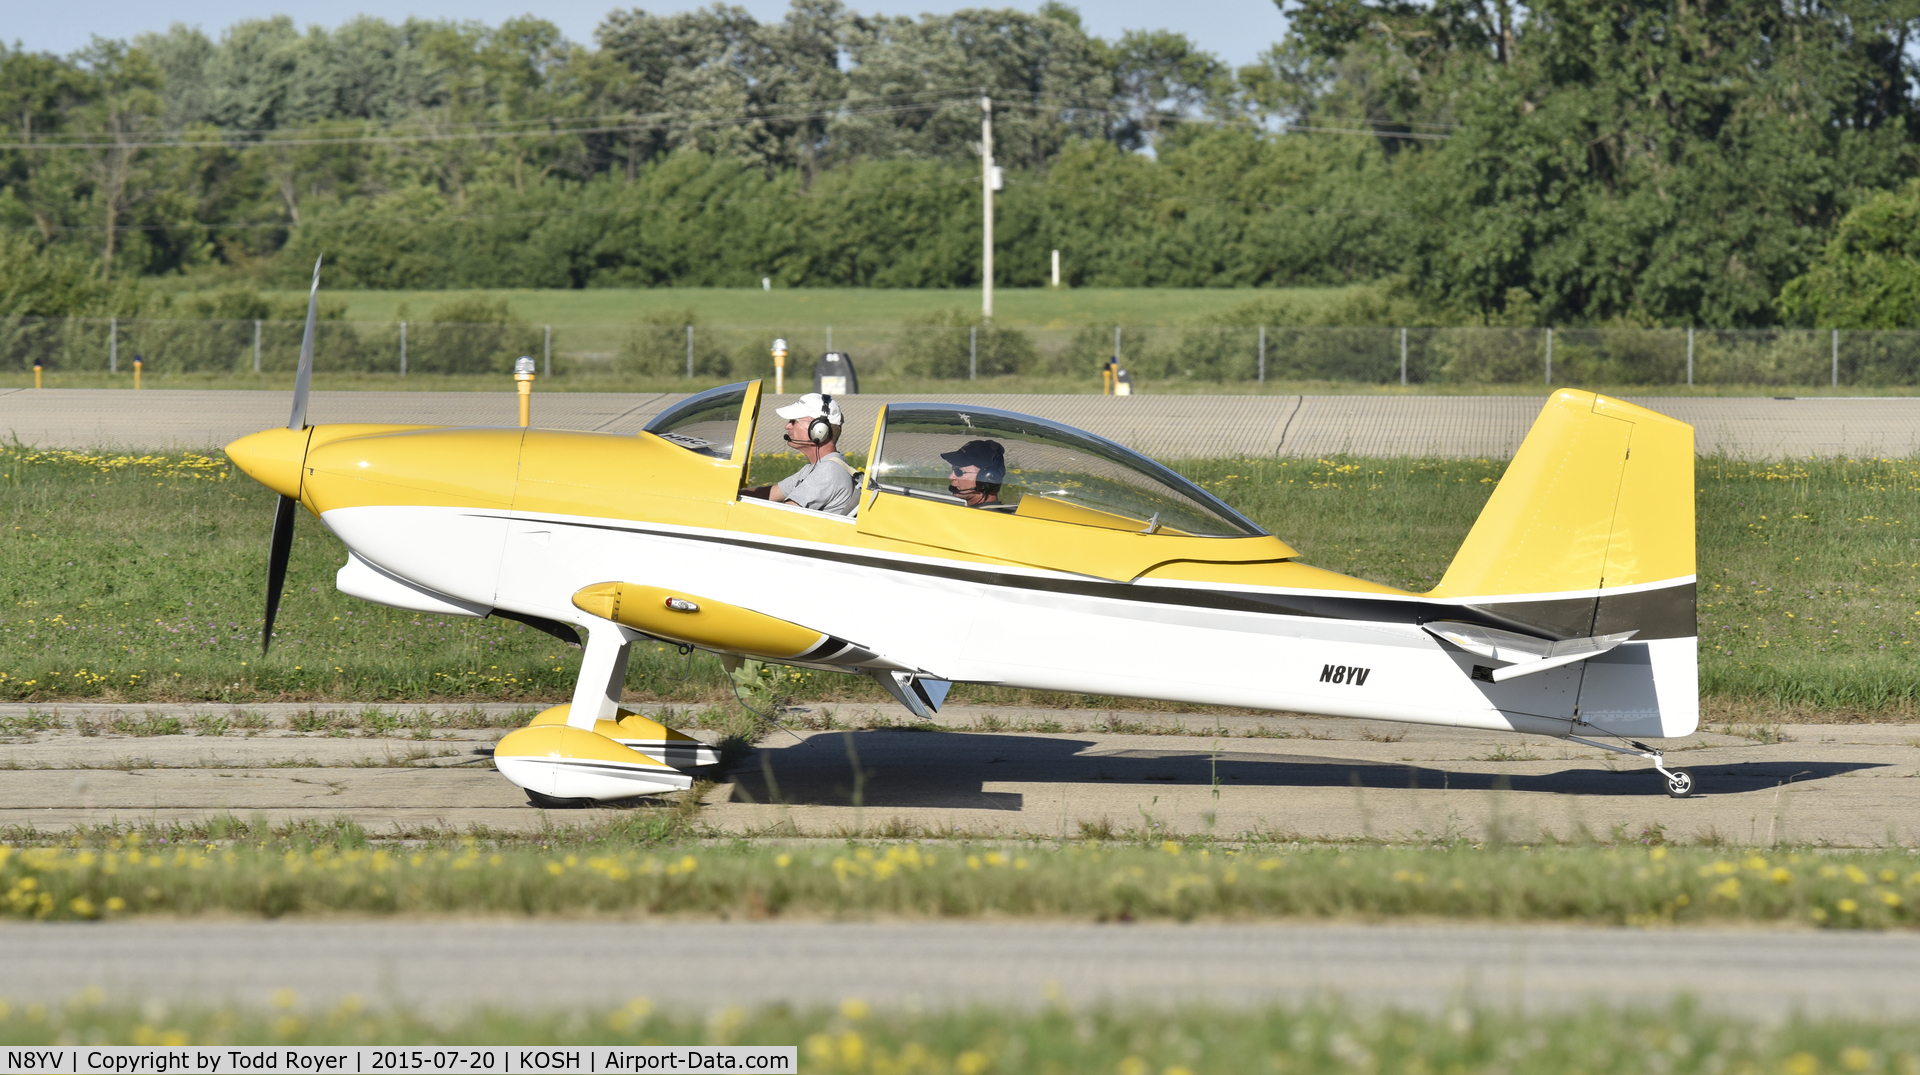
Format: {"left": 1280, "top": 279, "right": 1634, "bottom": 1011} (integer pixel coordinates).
{"left": 7, "top": 317, "right": 1919, "bottom": 387}
{"left": 0, "top": 318, "right": 545, "bottom": 376}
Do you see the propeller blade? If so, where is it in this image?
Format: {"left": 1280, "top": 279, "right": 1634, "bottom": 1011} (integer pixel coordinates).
{"left": 262, "top": 493, "right": 297, "bottom": 655}
{"left": 269, "top": 259, "right": 318, "bottom": 653}
{"left": 288, "top": 256, "right": 321, "bottom": 431}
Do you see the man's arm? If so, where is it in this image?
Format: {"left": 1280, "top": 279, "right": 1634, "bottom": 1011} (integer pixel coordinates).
{"left": 742, "top": 466, "right": 807, "bottom": 503}
{"left": 780, "top": 457, "right": 857, "bottom": 514}
{"left": 742, "top": 469, "right": 802, "bottom": 501}
{"left": 771, "top": 465, "right": 807, "bottom": 504}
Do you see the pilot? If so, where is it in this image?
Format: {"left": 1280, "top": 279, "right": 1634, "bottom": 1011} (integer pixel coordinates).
{"left": 742, "top": 393, "right": 859, "bottom": 515}
{"left": 941, "top": 439, "right": 1006, "bottom": 508}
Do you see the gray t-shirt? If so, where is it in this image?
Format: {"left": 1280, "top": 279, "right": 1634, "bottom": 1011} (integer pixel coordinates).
{"left": 775, "top": 452, "right": 858, "bottom": 515}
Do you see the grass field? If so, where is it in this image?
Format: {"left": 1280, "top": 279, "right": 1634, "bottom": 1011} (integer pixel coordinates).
{"left": 2, "top": 836, "right": 1916, "bottom": 927}
{"left": 6, "top": 995, "right": 1917, "bottom": 1073}
{"left": 0, "top": 446, "right": 1913, "bottom": 713}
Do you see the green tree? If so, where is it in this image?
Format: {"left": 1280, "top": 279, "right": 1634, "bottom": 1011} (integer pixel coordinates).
{"left": 0, "top": 231, "right": 118, "bottom": 318}
{"left": 1106, "top": 29, "right": 1231, "bottom": 150}
{"left": 1231, "top": 38, "right": 1334, "bottom": 129}
{"left": 39, "top": 0, "right": 1920, "bottom": 320}
{"left": 1295, "top": 0, "right": 1920, "bottom": 326}
{"left": 836, "top": 7, "right": 1113, "bottom": 168}
{"left": 0, "top": 45, "right": 94, "bottom": 244}
{"left": 72, "top": 39, "right": 166, "bottom": 279}
{"left": 593, "top": 5, "right": 779, "bottom": 167}
{"left": 1777, "top": 179, "right": 1920, "bottom": 329}
{"left": 134, "top": 26, "right": 218, "bottom": 130}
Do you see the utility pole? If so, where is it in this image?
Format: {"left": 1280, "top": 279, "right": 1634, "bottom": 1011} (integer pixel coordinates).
{"left": 981, "top": 95, "right": 994, "bottom": 322}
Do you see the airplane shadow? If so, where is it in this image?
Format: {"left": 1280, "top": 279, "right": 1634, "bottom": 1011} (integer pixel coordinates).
{"left": 723, "top": 730, "right": 1882, "bottom": 810}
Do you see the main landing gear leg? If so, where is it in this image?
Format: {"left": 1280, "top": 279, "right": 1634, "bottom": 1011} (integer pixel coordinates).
{"left": 494, "top": 620, "right": 692, "bottom": 806}
{"left": 567, "top": 621, "right": 644, "bottom": 731}
{"left": 1566, "top": 734, "right": 1695, "bottom": 798}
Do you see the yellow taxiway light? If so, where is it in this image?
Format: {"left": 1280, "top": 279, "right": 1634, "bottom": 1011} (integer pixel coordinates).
{"left": 32, "top": 361, "right": 41, "bottom": 389}
{"left": 771, "top": 337, "right": 787, "bottom": 395}
{"left": 514, "top": 356, "right": 536, "bottom": 428}
{"left": 133, "top": 357, "right": 142, "bottom": 390}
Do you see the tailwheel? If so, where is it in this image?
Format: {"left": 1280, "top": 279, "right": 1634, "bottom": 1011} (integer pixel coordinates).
{"left": 1567, "top": 732, "right": 1695, "bottom": 800}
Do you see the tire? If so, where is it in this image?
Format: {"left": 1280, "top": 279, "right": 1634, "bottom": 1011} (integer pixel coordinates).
{"left": 1664, "top": 769, "right": 1695, "bottom": 798}
{"left": 525, "top": 789, "right": 593, "bottom": 809}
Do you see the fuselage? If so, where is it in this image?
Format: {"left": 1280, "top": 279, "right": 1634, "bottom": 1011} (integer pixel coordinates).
{"left": 229, "top": 412, "right": 1697, "bottom": 742}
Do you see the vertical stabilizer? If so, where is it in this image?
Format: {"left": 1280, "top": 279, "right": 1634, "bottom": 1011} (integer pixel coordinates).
{"left": 1431, "top": 390, "right": 1697, "bottom": 738}
{"left": 1433, "top": 390, "right": 1693, "bottom": 599}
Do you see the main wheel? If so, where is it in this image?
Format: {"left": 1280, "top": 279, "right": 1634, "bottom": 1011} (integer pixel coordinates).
{"left": 525, "top": 789, "right": 593, "bottom": 809}
{"left": 1664, "top": 769, "right": 1695, "bottom": 798}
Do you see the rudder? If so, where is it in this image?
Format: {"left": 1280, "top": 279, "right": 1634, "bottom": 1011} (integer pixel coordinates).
{"left": 1431, "top": 390, "right": 1697, "bottom": 738}
{"left": 1433, "top": 390, "right": 1693, "bottom": 598}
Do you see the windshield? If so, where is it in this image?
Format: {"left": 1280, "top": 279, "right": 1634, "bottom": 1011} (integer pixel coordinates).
{"left": 643, "top": 382, "right": 749, "bottom": 460}
{"left": 869, "top": 404, "right": 1263, "bottom": 538}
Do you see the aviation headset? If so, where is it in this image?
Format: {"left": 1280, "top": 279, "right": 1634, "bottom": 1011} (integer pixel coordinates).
{"left": 806, "top": 395, "right": 836, "bottom": 446}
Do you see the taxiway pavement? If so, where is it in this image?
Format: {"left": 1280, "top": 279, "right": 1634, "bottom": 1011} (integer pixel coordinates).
{"left": 0, "top": 703, "right": 1911, "bottom": 845}
{"left": 2, "top": 918, "right": 1918, "bottom": 1019}
{"left": 3, "top": 388, "right": 1916, "bottom": 458}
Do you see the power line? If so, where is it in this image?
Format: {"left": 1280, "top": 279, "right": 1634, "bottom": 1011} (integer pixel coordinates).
{"left": 1001, "top": 94, "right": 1453, "bottom": 140}
{"left": 0, "top": 90, "right": 965, "bottom": 145}
{"left": 0, "top": 88, "right": 1450, "bottom": 150}
{"left": 0, "top": 97, "right": 955, "bottom": 151}
{"left": 10, "top": 173, "right": 985, "bottom": 234}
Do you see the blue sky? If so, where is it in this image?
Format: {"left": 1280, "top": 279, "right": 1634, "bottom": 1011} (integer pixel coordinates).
{"left": 12, "top": 1, "right": 1288, "bottom": 70}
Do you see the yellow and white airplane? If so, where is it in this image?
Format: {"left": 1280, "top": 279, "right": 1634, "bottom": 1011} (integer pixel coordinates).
{"left": 228, "top": 266, "right": 1700, "bottom": 806}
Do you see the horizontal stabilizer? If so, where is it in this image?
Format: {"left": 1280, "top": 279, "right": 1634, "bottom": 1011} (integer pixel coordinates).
{"left": 871, "top": 671, "right": 949, "bottom": 718}
{"left": 1424, "top": 620, "right": 1637, "bottom": 683}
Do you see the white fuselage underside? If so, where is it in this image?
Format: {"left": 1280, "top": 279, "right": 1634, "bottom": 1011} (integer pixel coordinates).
{"left": 320, "top": 504, "right": 1699, "bottom": 740}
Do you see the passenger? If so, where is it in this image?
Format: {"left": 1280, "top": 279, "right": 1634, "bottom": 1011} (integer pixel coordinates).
{"left": 941, "top": 439, "right": 1006, "bottom": 508}
{"left": 742, "top": 393, "right": 859, "bottom": 515}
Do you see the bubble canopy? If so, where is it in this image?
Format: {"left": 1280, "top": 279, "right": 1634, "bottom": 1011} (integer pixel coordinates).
{"left": 869, "top": 403, "right": 1264, "bottom": 538}
{"left": 643, "top": 381, "right": 749, "bottom": 460}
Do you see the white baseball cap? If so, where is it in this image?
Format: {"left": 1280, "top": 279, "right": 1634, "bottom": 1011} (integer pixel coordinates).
{"left": 774, "top": 392, "right": 844, "bottom": 426}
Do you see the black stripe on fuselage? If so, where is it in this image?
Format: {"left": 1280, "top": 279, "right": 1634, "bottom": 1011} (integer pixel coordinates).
{"left": 796, "top": 635, "right": 853, "bottom": 662}
{"left": 543, "top": 758, "right": 683, "bottom": 777}
{"left": 498, "top": 516, "right": 1696, "bottom": 641}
